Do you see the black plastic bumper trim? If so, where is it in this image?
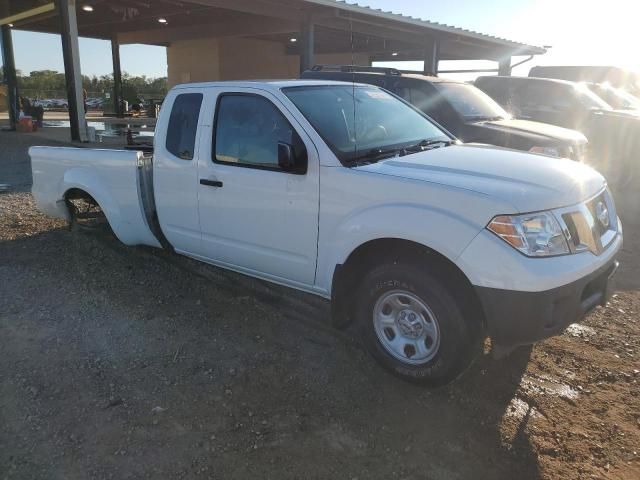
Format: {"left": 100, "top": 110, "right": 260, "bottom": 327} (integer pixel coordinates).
{"left": 476, "top": 258, "right": 619, "bottom": 348}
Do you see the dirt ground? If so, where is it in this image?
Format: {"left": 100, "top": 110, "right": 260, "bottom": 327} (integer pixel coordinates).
{"left": 1, "top": 139, "right": 639, "bottom": 479}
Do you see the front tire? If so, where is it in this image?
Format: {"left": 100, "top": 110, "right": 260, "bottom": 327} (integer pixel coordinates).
{"left": 356, "top": 262, "right": 481, "bottom": 385}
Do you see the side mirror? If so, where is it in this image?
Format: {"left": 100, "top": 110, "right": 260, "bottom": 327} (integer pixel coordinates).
{"left": 277, "top": 141, "right": 296, "bottom": 171}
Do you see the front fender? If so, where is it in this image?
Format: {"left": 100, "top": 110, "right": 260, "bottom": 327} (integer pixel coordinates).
{"left": 316, "top": 203, "right": 485, "bottom": 294}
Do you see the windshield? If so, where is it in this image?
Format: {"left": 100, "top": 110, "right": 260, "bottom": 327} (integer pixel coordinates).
{"left": 574, "top": 84, "right": 612, "bottom": 110}
{"left": 587, "top": 84, "right": 640, "bottom": 110}
{"left": 433, "top": 82, "right": 510, "bottom": 121}
{"left": 282, "top": 85, "right": 450, "bottom": 164}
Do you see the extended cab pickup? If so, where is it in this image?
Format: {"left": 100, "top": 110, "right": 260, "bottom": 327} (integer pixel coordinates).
{"left": 30, "top": 80, "right": 622, "bottom": 385}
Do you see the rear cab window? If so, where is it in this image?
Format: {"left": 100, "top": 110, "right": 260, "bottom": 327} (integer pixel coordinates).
{"left": 166, "top": 93, "right": 203, "bottom": 160}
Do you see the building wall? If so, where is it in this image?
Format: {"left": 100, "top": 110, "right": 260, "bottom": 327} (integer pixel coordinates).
{"left": 167, "top": 38, "right": 220, "bottom": 86}
{"left": 167, "top": 36, "right": 371, "bottom": 87}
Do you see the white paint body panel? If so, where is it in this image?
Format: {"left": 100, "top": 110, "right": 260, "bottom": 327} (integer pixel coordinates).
{"left": 458, "top": 226, "right": 622, "bottom": 292}
{"left": 194, "top": 87, "right": 320, "bottom": 285}
{"left": 153, "top": 86, "right": 204, "bottom": 255}
{"left": 29, "top": 80, "right": 622, "bottom": 301}
{"left": 29, "top": 146, "right": 161, "bottom": 247}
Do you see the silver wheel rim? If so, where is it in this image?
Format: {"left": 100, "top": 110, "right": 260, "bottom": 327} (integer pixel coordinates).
{"left": 373, "top": 290, "right": 441, "bottom": 365}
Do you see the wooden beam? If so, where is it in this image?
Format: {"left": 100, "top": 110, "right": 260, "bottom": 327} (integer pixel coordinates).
{"left": 0, "top": 2, "right": 56, "bottom": 26}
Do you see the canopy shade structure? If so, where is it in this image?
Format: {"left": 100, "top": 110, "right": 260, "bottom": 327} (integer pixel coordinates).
{"left": 0, "top": 0, "right": 545, "bottom": 60}
{"left": 0, "top": 0, "right": 546, "bottom": 140}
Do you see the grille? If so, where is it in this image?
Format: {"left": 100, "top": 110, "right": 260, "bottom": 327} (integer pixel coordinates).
{"left": 557, "top": 189, "right": 617, "bottom": 255}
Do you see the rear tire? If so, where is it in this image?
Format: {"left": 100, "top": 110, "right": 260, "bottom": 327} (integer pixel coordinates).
{"left": 356, "top": 262, "right": 481, "bottom": 385}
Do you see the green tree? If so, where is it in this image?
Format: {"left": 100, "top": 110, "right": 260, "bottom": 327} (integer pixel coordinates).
{"left": 9, "top": 69, "right": 167, "bottom": 101}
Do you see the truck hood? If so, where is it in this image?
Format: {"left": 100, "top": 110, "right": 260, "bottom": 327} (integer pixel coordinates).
{"left": 478, "top": 118, "right": 587, "bottom": 144}
{"left": 356, "top": 144, "right": 605, "bottom": 213}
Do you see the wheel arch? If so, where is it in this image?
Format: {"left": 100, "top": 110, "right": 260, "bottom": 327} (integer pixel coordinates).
{"left": 60, "top": 168, "right": 161, "bottom": 248}
{"left": 330, "top": 237, "right": 486, "bottom": 333}
{"left": 61, "top": 180, "right": 121, "bottom": 234}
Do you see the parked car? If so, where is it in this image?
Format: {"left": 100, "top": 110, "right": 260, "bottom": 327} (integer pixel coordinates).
{"left": 302, "top": 66, "right": 588, "bottom": 160}
{"left": 529, "top": 65, "right": 640, "bottom": 96}
{"left": 86, "top": 98, "right": 105, "bottom": 110}
{"left": 584, "top": 83, "right": 640, "bottom": 112}
{"left": 46, "top": 98, "right": 69, "bottom": 109}
{"left": 29, "top": 80, "right": 622, "bottom": 385}
{"left": 475, "top": 76, "right": 640, "bottom": 187}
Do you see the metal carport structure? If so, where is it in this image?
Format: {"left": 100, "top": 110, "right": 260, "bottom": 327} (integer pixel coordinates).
{"left": 0, "top": 0, "right": 546, "bottom": 141}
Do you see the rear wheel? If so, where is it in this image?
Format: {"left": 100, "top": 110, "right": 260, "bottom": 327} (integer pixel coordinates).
{"left": 356, "top": 262, "right": 481, "bottom": 385}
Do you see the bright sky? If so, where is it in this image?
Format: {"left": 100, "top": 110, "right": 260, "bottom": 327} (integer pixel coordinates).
{"left": 1, "top": 0, "right": 638, "bottom": 78}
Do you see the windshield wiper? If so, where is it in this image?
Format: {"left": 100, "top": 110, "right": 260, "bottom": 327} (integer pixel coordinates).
{"left": 348, "top": 147, "right": 402, "bottom": 166}
{"left": 347, "top": 139, "right": 454, "bottom": 166}
{"left": 400, "top": 138, "right": 454, "bottom": 155}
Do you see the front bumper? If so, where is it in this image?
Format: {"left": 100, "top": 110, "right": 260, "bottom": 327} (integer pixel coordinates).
{"left": 477, "top": 258, "right": 619, "bottom": 347}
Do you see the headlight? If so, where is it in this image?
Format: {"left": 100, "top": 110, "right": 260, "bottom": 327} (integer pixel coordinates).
{"left": 529, "top": 146, "right": 561, "bottom": 157}
{"left": 487, "top": 211, "right": 570, "bottom": 257}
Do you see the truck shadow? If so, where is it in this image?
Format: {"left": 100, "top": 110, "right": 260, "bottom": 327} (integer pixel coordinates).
{"left": 0, "top": 225, "right": 540, "bottom": 479}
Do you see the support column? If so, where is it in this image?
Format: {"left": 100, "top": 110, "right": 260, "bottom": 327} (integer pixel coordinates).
{"left": 1, "top": 25, "right": 18, "bottom": 130}
{"left": 498, "top": 57, "right": 512, "bottom": 76}
{"left": 299, "top": 16, "right": 314, "bottom": 74}
{"left": 423, "top": 37, "right": 439, "bottom": 76}
{"left": 111, "top": 34, "right": 123, "bottom": 118}
{"left": 57, "top": 0, "right": 87, "bottom": 142}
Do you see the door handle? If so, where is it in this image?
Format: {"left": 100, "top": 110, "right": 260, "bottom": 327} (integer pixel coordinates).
{"left": 200, "top": 179, "right": 223, "bottom": 188}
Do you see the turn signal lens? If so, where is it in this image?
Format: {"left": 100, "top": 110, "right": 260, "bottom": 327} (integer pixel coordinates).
{"left": 487, "top": 211, "right": 570, "bottom": 257}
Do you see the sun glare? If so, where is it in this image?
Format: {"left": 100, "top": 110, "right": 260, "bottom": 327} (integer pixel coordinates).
{"left": 511, "top": 0, "right": 639, "bottom": 71}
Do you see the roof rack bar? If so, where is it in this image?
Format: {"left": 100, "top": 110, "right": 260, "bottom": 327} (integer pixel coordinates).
{"left": 310, "top": 64, "right": 402, "bottom": 75}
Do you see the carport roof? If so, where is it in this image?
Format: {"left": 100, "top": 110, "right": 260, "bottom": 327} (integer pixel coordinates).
{"left": 0, "top": 0, "right": 546, "bottom": 61}
{"left": 311, "top": 0, "right": 545, "bottom": 54}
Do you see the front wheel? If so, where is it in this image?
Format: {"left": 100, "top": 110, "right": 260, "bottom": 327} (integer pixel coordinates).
{"left": 356, "top": 263, "right": 481, "bottom": 385}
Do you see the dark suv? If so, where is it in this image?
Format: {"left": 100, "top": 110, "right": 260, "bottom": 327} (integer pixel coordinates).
{"left": 302, "top": 65, "right": 588, "bottom": 161}
{"left": 475, "top": 75, "right": 640, "bottom": 186}
{"left": 585, "top": 83, "right": 640, "bottom": 112}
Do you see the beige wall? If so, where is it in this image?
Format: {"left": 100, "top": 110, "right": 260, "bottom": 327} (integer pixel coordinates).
{"left": 167, "top": 36, "right": 371, "bottom": 87}
{"left": 167, "top": 38, "right": 220, "bottom": 86}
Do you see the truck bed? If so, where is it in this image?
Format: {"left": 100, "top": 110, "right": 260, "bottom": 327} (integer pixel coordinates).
{"left": 29, "top": 146, "right": 161, "bottom": 248}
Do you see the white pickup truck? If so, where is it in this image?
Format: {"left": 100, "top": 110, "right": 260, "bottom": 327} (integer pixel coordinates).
{"left": 30, "top": 80, "right": 622, "bottom": 384}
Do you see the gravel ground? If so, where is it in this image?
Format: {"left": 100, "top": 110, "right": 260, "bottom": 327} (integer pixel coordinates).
{"left": 0, "top": 133, "right": 639, "bottom": 479}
